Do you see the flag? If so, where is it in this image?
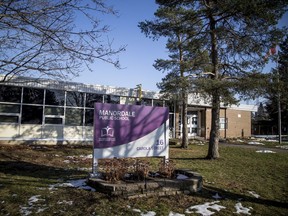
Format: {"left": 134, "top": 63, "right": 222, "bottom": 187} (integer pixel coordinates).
{"left": 264, "top": 45, "right": 277, "bottom": 60}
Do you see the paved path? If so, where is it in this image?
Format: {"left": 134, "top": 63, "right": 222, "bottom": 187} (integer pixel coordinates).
{"left": 220, "top": 142, "right": 288, "bottom": 153}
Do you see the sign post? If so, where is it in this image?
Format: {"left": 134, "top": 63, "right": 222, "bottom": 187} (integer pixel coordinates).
{"left": 92, "top": 103, "right": 169, "bottom": 176}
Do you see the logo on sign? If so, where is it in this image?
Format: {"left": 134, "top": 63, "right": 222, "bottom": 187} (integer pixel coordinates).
{"left": 101, "top": 126, "right": 114, "bottom": 137}
{"left": 99, "top": 126, "right": 115, "bottom": 142}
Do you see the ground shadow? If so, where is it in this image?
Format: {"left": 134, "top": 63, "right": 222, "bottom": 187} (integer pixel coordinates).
{"left": 0, "top": 160, "right": 87, "bottom": 180}
{"left": 170, "top": 157, "right": 209, "bottom": 161}
{"left": 194, "top": 185, "right": 288, "bottom": 210}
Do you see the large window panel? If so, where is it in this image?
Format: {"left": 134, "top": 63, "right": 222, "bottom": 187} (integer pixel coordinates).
{"left": 45, "top": 89, "right": 65, "bottom": 106}
{"left": 165, "top": 101, "right": 174, "bottom": 112}
{"left": 104, "top": 95, "right": 120, "bottom": 104}
{"left": 66, "top": 91, "right": 84, "bottom": 107}
{"left": 0, "top": 86, "right": 22, "bottom": 103}
{"left": 120, "top": 96, "right": 137, "bottom": 105}
{"left": 0, "top": 104, "right": 20, "bottom": 113}
{"left": 23, "top": 88, "right": 44, "bottom": 104}
{"left": 86, "top": 93, "right": 103, "bottom": 108}
{"left": 219, "top": 118, "right": 228, "bottom": 130}
{"left": 21, "top": 105, "right": 43, "bottom": 124}
{"left": 153, "top": 99, "right": 163, "bottom": 107}
{"left": 45, "top": 117, "right": 63, "bottom": 125}
{"left": 85, "top": 109, "right": 94, "bottom": 126}
{"left": 45, "top": 107, "right": 64, "bottom": 115}
{"left": 65, "top": 108, "right": 83, "bottom": 126}
{"left": 141, "top": 98, "right": 152, "bottom": 106}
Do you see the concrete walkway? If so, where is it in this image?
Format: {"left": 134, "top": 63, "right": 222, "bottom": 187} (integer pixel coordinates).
{"left": 220, "top": 142, "right": 288, "bottom": 153}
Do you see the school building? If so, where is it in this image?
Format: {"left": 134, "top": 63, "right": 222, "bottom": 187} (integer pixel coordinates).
{"left": 0, "top": 76, "right": 257, "bottom": 144}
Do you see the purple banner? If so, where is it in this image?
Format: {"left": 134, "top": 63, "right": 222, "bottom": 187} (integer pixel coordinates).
{"left": 94, "top": 103, "right": 169, "bottom": 149}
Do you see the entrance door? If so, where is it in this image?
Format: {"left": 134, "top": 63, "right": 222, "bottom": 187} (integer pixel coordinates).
{"left": 187, "top": 112, "right": 198, "bottom": 137}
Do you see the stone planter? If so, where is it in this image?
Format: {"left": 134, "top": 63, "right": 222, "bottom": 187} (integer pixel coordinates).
{"left": 87, "top": 169, "right": 202, "bottom": 199}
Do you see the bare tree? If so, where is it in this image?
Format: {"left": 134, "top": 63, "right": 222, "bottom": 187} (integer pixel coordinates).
{"left": 0, "top": 0, "right": 126, "bottom": 82}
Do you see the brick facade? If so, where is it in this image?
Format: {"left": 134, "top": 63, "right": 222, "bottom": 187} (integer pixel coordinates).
{"left": 205, "top": 108, "right": 251, "bottom": 139}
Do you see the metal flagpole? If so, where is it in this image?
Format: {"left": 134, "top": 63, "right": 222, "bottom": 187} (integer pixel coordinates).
{"left": 276, "top": 54, "right": 282, "bottom": 145}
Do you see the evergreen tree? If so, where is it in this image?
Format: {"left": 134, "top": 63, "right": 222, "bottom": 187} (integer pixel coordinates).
{"left": 140, "top": 0, "right": 287, "bottom": 159}
{"left": 265, "top": 37, "right": 288, "bottom": 135}
{"left": 139, "top": 5, "right": 209, "bottom": 148}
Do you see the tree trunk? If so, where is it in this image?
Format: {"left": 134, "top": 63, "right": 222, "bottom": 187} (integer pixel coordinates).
{"left": 207, "top": 90, "right": 220, "bottom": 159}
{"left": 181, "top": 92, "right": 188, "bottom": 148}
{"left": 206, "top": 2, "right": 220, "bottom": 159}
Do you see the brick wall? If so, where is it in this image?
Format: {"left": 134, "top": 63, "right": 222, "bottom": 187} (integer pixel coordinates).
{"left": 225, "top": 109, "right": 251, "bottom": 138}
{"left": 205, "top": 108, "right": 251, "bottom": 139}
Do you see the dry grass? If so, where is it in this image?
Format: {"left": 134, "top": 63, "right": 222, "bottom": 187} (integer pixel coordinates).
{"left": 0, "top": 143, "right": 287, "bottom": 215}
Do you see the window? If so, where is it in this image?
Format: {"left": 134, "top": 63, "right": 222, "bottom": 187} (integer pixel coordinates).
{"left": 0, "top": 115, "right": 19, "bottom": 123}
{"left": 0, "top": 104, "right": 20, "bottom": 124}
{"left": 44, "top": 107, "right": 64, "bottom": 125}
{"left": 0, "top": 104, "right": 20, "bottom": 113}
{"left": 66, "top": 91, "right": 84, "bottom": 107}
{"left": 85, "top": 93, "right": 103, "bottom": 108}
{"left": 219, "top": 118, "right": 228, "bottom": 130}
{"left": 153, "top": 99, "right": 163, "bottom": 107}
{"left": 45, "top": 107, "right": 64, "bottom": 115}
{"left": 120, "top": 96, "right": 137, "bottom": 105}
{"left": 65, "top": 108, "right": 83, "bottom": 126}
{"left": 141, "top": 98, "right": 152, "bottom": 106}
{"left": 21, "top": 105, "right": 43, "bottom": 124}
{"left": 169, "top": 113, "right": 174, "bottom": 129}
{"left": 104, "top": 95, "right": 120, "bottom": 104}
{"left": 0, "top": 86, "right": 22, "bottom": 103}
{"left": 45, "top": 117, "right": 63, "bottom": 124}
{"left": 85, "top": 109, "right": 94, "bottom": 126}
{"left": 45, "top": 89, "right": 65, "bottom": 106}
{"left": 23, "top": 88, "right": 44, "bottom": 104}
{"left": 165, "top": 101, "right": 174, "bottom": 112}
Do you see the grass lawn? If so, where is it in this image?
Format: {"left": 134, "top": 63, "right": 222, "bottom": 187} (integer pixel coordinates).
{"left": 0, "top": 143, "right": 287, "bottom": 215}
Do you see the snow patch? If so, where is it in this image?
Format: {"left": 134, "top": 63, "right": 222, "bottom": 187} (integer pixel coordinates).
{"left": 276, "top": 145, "right": 288, "bottom": 150}
{"left": 256, "top": 150, "right": 276, "bottom": 153}
{"left": 132, "top": 208, "right": 142, "bottom": 213}
{"left": 185, "top": 201, "right": 226, "bottom": 215}
{"left": 168, "top": 212, "right": 185, "bottom": 216}
{"left": 140, "top": 211, "right": 157, "bottom": 216}
{"left": 57, "top": 200, "right": 73, "bottom": 205}
{"left": 79, "top": 154, "right": 93, "bottom": 159}
{"left": 49, "top": 179, "right": 95, "bottom": 191}
{"left": 131, "top": 208, "right": 156, "bottom": 216}
{"left": 234, "top": 202, "right": 253, "bottom": 215}
{"left": 248, "top": 191, "right": 260, "bottom": 198}
{"left": 248, "top": 142, "right": 264, "bottom": 145}
{"left": 212, "top": 193, "right": 222, "bottom": 199}
{"left": 19, "top": 195, "right": 48, "bottom": 216}
{"left": 176, "top": 174, "right": 189, "bottom": 180}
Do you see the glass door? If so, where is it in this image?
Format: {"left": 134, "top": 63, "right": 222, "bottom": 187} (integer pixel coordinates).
{"left": 187, "top": 112, "right": 198, "bottom": 137}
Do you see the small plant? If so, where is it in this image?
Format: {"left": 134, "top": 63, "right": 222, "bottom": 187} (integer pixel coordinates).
{"left": 100, "top": 158, "right": 151, "bottom": 182}
{"left": 102, "top": 158, "right": 128, "bottom": 182}
{"left": 100, "top": 158, "right": 177, "bottom": 182}
{"left": 134, "top": 159, "right": 150, "bottom": 181}
{"left": 158, "top": 158, "right": 175, "bottom": 178}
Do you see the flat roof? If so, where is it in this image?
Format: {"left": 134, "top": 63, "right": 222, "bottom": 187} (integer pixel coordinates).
{"left": 0, "top": 75, "right": 161, "bottom": 99}
{"left": 1, "top": 75, "right": 258, "bottom": 111}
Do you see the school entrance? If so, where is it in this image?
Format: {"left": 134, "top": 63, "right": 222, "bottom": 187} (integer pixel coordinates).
{"left": 177, "top": 109, "right": 205, "bottom": 138}
{"left": 187, "top": 111, "right": 198, "bottom": 137}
